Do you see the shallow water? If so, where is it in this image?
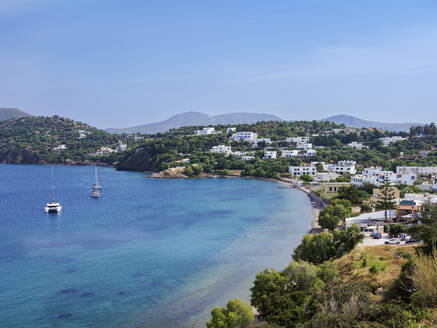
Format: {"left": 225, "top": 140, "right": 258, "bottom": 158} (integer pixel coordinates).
{"left": 0, "top": 164, "right": 312, "bottom": 327}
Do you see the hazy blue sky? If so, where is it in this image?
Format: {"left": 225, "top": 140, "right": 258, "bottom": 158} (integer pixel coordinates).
{"left": 1, "top": 0, "right": 436, "bottom": 128}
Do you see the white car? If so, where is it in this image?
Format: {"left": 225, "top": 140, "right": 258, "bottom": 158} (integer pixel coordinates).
{"left": 385, "top": 238, "right": 401, "bottom": 245}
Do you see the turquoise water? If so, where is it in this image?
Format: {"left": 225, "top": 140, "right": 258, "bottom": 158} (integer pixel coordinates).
{"left": 0, "top": 164, "right": 312, "bottom": 328}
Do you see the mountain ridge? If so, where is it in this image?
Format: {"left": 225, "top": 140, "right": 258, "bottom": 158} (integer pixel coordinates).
{"left": 321, "top": 114, "right": 422, "bottom": 132}
{"left": 0, "top": 108, "right": 32, "bottom": 121}
{"left": 106, "top": 111, "right": 283, "bottom": 134}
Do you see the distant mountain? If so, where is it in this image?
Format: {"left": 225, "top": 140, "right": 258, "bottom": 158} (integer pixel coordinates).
{"left": 0, "top": 108, "right": 31, "bottom": 121}
{"left": 106, "top": 111, "right": 283, "bottom": 134}
{"left": 322, "top": 114, "right": 422, "bottom": 132}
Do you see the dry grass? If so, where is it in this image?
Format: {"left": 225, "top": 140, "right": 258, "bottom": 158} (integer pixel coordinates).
{"left": 411, "top": 252, "right": 437, "bottom": 307}
{"left": 334, "top": 245, "right": 415, "bottom": 290}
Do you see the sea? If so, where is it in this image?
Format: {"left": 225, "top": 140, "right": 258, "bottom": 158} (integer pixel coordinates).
{"left": 0, "top": 164, "right": 312, "bottom": 328}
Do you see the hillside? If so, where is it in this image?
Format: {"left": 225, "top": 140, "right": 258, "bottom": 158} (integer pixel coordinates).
{"left": 0, "top": 116, "right": 122, "bottom": 165}
{"left": 0, "top": 108, "right": 31, "bottom": 121}
{"left": 106, "top": 111, "right": 282, "bottom": 134}
{"left": 323, "top": 114, "right": 421, "bottom": 132}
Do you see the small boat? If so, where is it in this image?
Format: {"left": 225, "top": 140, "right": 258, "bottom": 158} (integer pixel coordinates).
{"left": 45, "top": 166, "right": 62, "bottom": 213}
{"left": 90, "top": 166, "right": 101, "bottom": 198}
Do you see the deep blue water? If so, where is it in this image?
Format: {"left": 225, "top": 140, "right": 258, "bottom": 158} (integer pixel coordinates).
{"left": 0, "top": 164, "right": 312, "bottom": 328}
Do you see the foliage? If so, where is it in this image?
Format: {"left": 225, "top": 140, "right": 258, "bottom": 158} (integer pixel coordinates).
{"left": 374, "top": 178, "right": 397, "bottom": 220}
{"left": 410, "top": 252, "right": 437, "bottom": 308}
{"left": 410, "top": 202, "right": 437, "bottom": 254}
{"left": 319, "top": 199, "right": 351, "bottom": 230}
{"left": 207, "top": 299, "right": 254, "bottom": 328}
{"left": 300, "top": 174, "right": 313, "bottom": 182}
{"left": 293, "top": 225, "right": 363, "bottom": 264}
{"left": 250, "top": 261, "right": 332, "bottom": 327}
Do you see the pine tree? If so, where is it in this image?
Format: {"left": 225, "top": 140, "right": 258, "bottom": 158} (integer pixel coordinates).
{"left": 374, "top": 177, "right": 397, "bottom": 221}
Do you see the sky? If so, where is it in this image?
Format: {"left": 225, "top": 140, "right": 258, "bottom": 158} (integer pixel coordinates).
{"left": 1, "top": 0, "right": 437, "bottom": 128}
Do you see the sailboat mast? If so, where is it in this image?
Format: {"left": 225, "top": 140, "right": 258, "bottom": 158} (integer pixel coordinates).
{"left": 51, "top": 166, "right": 55, "bottom": 202}
{"left": 95, "top": 165, "right": 99, "bottom": 186}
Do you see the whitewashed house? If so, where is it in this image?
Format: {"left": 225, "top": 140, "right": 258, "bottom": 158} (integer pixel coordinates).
{"left": 196, "top": 127, "right": 215, "bottom": 135}
{"left": 286, "top": 136, "right": 310, "bottom": 144}
{"left": 304, "top": 149, "right": 317, "bottom": 157}
{"left": 240, "top": 155, "right": 255, "bottom": 161}
{"left": 118, "top": 143, "right": 127, "bottom": 151}
{"left": 396, "top": 166, "right": 437, "bottom": 176}
{"left": 53, "top": 144, "right": 67, "bottom": 151}
{"left": 231, "top": 132, "right": 258, "bottom": 142}
{"left": 296, "top": 142, "right": 313, "bottom": 150}
{"left": 328, "top": 160, "right": 357, "bottom": 175}
{"left": 282, "top": 150, "right": 299, "bottom": 158}
{"left": 263, "top": 150, "right": 277, "bottom": 159}
{"left": 226, "top": 127, "right": 236, "bottom": 134}
{"left": 289, "top": 165, "right": 317, "bottom": 177}
{"left": 210, "top": 145, "right": 232, "bottom": 156}
{"left": 379, "top": 136, "right": 407, "bottom": 146}
{"left": 348, "top": 141, "right": 364, "bottom": 149}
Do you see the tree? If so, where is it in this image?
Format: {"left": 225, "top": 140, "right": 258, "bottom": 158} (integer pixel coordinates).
{"left": 300, "top": 174, "right": 313, "bottom": 182}
{"left": 206, "top": 299, "right": 254, "bottom": 328}
{"left": 315, "top": 162, "right": 325, "bottom": 172}
{"left": 293, "top": 233, "right": 336, "bottom": 264}
{"left": 318, "top": 199, "right": 351, "bottom": 231}
{"left": 250, "top": 262, "right": 324, "bottom": 327}
{"left": 374, "top": 177, "right": 397, "bottom": 221}
{"left": 411, "top": 202, "right": 437, "bottom": 254}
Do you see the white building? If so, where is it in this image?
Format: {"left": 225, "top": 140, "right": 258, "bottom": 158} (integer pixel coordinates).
{"left": 379, "top": 136, "right": 407, "bottom": 146}
{"left": 352, "top": 166, "right": 418, "bottom": 186}
{"left": 313, "top": 172, "right": 341, "bottom": 182}
{"left": 226, "top": 127, "right": 236, "bottom": 134}
{"left": 348, "top": 141, "right": 364, "bottom": 149}
{"left": 231, "top": 132, "right": 258, "bottom": 142}
{"left": 240, "top": 155, "right": 255, "bottom": 161}
{"left": 296, "top": 142, "right": 313, "bottom": 150}
{"left": 328, "top": 160, "right": 356, "bottom": 175}
{"left": 118, "top": 143, "right": 127, "bottom": 151}
{"left": 210, "top": 145, "right": 232, "bottom": 156}
{"left": 282, "top": 150, "right": 299, "bottom": 158}
{"left": 289, "top": 165, "right": 317, "bottom": 177}
{"left": 78, "top": 129, "right": 87, "bottom": 139}
{"left": 396, "top": 166, "right": 437, "bottom": 176}
{"left": 263, "top": 150, "right": 277, "bottom": 159}
{"left": 53, "top": 144, "right": 67, "bottom": 151}
{"left": 196, "top": 127, "right": 215, "bottom": 135}
{"left": 345, "top": 210, "right": 396, "bottom": 229}
{"left": 286, "top": 136, "right": 310, "bottom": 144}
{"left": 304, "top": 149, "right": 317, "bottom": 157}
{"left": 252, "top": 138, "right": 272, "bottom": 147}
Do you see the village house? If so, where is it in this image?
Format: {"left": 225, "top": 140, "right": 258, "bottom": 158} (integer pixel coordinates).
{"left": 226, "top": 127, "right": 236, "bottom": 134}
{"left": 289, "top": 165, "right": 317, "bottom": 177}
{"left": 53, "top": 144, "right": 67, "bottom": 151}
{"left": 313, "top": 172, "right": 341, "bottom": 182}
{"left": 282, "top": 149, "right": 299, "bottom": 158}
{"left": 196, "top": 127, "right": 215, "bottom": 135}
{"left": 263, "top": 150, "right": 277, "bottom": 159}
{"left": 210, "top": 145, "right": 232, "bottom": 156}
{"left": 231, "top": 131, "right": 258, "bottom": 142}
{"left": 347, "top": 141, "right": 364, "bottom": 149}
{"left": 379, "top": 136, "right": 407, "bottom": 146}
{"left": 396, "top": 166, "right": 437, "bottom": 176}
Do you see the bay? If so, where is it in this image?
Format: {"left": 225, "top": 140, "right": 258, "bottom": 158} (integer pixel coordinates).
{"left": 0, "top": 164, "right": 312, "bottom": 328}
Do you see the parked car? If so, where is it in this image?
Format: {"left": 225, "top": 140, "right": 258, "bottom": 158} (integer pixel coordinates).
{"left": 373, "top": 233, "right": 382, "bottom": 239}
{"left": 406, "top": 238, "right": 420, "bottom": 244}
{"left": 385, "top": 238, "right": 401, "bottom": 245}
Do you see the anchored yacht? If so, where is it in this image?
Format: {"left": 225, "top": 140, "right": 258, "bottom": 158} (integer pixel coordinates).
{"left": 45, "top": 167, "right": 62, "bottom": 213}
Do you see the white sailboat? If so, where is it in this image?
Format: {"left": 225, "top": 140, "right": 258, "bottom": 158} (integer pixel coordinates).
{"left": 45, "top": 166, "right": 62, "bottom": 213}
{"left": 90, "top": 165, "right": 101, "bottom": 198}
